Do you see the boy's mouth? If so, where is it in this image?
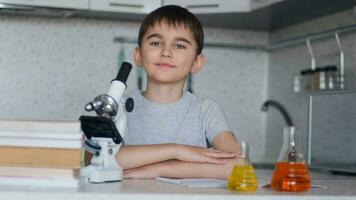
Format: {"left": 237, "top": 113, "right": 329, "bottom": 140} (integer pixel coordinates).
{"left": 156, "top": 63, "right": 176, "bottom": 69}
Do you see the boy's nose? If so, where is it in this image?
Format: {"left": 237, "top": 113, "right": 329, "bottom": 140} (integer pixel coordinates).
{"left": 160, "top": 47, "right": 172, "bottom": 58}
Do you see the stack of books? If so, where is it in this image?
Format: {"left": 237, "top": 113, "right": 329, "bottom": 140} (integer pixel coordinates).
{"left": 0, "top": 119, "right": 83, "bottom": 187}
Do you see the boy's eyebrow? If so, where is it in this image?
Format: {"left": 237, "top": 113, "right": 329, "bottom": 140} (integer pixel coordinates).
{"left": 146, "top": 33, "right": 162, "bottom": 40}
{"left": 174, "top": 37, "right": 192, "bottom": 45}
{"left": 146, "top": 33, "right": 193, "bottom": 45}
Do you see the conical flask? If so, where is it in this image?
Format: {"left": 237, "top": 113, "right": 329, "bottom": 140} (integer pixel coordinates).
{"left": 227, "top": 141, "right": 258, "bottom": 192}
{"left": 270, "top": 126, "right": 311, "bottom": 192}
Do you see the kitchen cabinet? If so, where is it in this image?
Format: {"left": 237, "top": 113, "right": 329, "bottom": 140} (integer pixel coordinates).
{"left": 88, "top": 0, "right": 280, "bottom": 14}
{"left": 0, "top": 0, "right": 353, "bottom": 30}
{"left": 0, "top": 0, "right": 88, "bottom": 9}
{"left": 164, "top": 0, "right": 250, "bottom": 13}
{"left": 250, "top": 0, "right": 284, "bottom": 10}
{"left": 89, "top": 0, "right": 161, "bottom": 14}
{"left": 0, "top": 0, "right": 287, "bottom": 14}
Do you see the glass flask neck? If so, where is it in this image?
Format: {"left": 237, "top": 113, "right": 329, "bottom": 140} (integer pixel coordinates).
{"left": 277, "top": 126, "right": 305, "bottom": 163}
{"left": 240, "top": 140, "right": 252, "bottom": 165}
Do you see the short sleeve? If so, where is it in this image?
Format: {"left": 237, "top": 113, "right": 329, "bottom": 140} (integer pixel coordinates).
{"left": 201, "top": 99, "right": 232, "bottom": 146}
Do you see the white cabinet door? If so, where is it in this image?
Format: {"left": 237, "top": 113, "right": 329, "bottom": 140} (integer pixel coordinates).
{"left": 90, "top": 0, "right": 161, "bottom": 14}
{"left": 164, "top": 0, "right": 250, "bottom": 13}
{"left": 0, "top": 0, "right": 88, "bottom": 9}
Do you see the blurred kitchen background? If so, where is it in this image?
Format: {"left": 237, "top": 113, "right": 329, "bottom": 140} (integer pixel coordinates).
{"left": 0, "top": 0, "right": 355, "bottom": 169}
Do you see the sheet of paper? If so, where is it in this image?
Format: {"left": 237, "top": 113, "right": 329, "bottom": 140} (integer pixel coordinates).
{"left": 156, "top": 177, "right": 227, "bottom": 188}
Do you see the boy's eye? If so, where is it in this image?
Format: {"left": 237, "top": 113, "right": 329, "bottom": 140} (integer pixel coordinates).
{"left": 150, "top": 41, "right": 161, "bottom": 46}
{"left": 175, "top": 44, "right": 186, "bottom": 49}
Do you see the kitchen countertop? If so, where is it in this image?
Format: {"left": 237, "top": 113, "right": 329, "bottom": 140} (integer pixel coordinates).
{"left": 0, "top": 169, "right": 356, "bottom": 200}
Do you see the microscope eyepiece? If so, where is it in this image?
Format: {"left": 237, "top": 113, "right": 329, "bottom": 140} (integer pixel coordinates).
{"left": 115, "top": 62, "right": 132, "bottom": 84}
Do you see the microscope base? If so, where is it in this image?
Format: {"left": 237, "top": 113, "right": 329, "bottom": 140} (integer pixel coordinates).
{"left": 81, "top": 166, "right": 123, "bottom": 183}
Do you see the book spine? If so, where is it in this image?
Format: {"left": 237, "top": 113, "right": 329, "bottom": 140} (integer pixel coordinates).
{"left": 0, "top": 176, "right": 79, "bottom": 187}
{"left": 0, "top": 166, "right": 79, "bottom": 179}
{"left": 0, "top": 130, "right": 83, "bottom": 140}
{"left": 0, "top": 120, "right": 80, "bottom": 133}
{"left": 0, "top": 138, "right": 82, "bottom": 149}
{"left": 0, "top": 146, "right": 82, "bottom": 169}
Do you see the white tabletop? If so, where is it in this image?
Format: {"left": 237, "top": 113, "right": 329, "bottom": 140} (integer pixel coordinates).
{"left": 1, "top": 169, "right": 356, "bottom": 200}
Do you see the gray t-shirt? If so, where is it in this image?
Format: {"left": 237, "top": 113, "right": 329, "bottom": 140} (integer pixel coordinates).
{"left": 123, "top": 90, "right": 232, "bottom": 147}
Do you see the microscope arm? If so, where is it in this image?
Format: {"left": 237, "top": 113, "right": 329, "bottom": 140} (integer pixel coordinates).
{"left": 80, "top": 62, "right": 132, "bottom": 183}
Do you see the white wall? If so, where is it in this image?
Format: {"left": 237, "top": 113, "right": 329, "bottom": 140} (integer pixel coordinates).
{"left": 0, "top": 15, "right": 269, "bottom": 162}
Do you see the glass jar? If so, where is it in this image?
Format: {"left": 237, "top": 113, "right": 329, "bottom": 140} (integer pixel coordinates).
{"left": 324, "top": 66, "right": 338, "bottom": 90}
{"left": 227, "top": 141, "right": 258, "bottom": 192}
{"left": 300, "top": 69, "right": 314, "bottom": 91}
{"left": 270, "top": 127, "right": 311, "bottom": 192}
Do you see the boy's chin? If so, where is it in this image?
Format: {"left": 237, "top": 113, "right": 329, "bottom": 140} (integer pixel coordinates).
{"left": 148, "top": 76, "right": 187, "bottom": 85}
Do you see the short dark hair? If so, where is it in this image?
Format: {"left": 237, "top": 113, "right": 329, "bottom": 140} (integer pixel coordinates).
{"left": 138, "top": 5, "right": 204, "bottom": 55}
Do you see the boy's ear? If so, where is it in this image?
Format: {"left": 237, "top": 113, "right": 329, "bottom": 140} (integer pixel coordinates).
{"left": 134, "top": 47, "right": 143, "bottom": 67}
{"left": 191, "top": 54, "right": 205, "bottom": 74}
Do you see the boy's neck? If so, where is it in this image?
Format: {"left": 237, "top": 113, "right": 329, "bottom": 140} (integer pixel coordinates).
{"left": 143, "top": 83, "right": 185, "bottom": 104}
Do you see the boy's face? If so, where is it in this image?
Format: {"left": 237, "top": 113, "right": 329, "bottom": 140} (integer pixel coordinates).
{"left": 134, "top": 20, "right": 205, "bottom": 85}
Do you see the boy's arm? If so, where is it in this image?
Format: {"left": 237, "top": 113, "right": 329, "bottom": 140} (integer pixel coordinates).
{"left": 122, "top": 132, "right": 242, "bottom": 179}
{"left": 116, "top": 143, "right": 236, "bottom": 170}
{"left": 124, "top": 158, "right": 242, "bottom": 179}
{"left": 212, "top": 131, "right": 241, "bottom": 153}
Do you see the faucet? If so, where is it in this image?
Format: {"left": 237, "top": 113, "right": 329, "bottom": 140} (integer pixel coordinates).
{"left": 261, "top": 100, "right": 294, "bottom": 127}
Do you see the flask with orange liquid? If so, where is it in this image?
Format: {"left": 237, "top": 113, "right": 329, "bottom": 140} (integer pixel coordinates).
{"left": 227, "top": 141, "right": 258, "bottom": 192}
{"left": 270, "top": 126, "right": 311, "bottom": 192}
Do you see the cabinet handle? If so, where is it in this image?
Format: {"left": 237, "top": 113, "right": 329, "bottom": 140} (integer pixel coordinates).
{"left": 109, "top": 2, "right": 143, "bottom": 8}
{"left": 186, "top": 4, "right": 219, "bottom": 9}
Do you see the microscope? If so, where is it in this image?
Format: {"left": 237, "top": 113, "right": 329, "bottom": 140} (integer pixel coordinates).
{"left": 79, "top": 62, "right": 133, "bottom": 183}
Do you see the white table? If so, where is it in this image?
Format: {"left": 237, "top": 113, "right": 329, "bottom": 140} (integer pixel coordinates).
{"left": 1, "top": 169, "right": 356, "bottom": 200}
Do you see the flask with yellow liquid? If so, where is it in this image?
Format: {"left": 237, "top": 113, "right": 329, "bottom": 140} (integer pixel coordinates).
{"left": 227, "top": 141, "right": 258, "bottom": 192}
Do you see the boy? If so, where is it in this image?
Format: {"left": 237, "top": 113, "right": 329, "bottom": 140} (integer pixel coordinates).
{"left": 116, "top": 5, "right": 241, "bottom": 179}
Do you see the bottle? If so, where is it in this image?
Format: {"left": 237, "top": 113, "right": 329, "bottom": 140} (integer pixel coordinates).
{"left": 270, "top": 126, "right": 311, "bottom": 192}
{"left": 324, "top": 66, "right": 338, "bottom": 90}
{"left": 300, "top": 69, "right": 314, "bottom": 91}
{"left": 293, "top": 75, "right": 301, "bottom": 93}
{"left": 227, "top": 141, "right": 258, "bottom": 192}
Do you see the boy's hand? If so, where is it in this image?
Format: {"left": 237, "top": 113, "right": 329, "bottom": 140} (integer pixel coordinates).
{"left": 175, "top": 144, "right": 237, "bottom": 164}
{"left": 123, "top": 158, "right": 243, "bottom": 179}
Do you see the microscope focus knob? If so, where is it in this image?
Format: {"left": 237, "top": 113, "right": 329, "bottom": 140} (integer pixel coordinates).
{"left": 125, "top": 98, "right": 134, "bottom": 112}
{"left": 85, "top": 100, "right": 103, "bottom": 112}
{"left": 104, "top": 104, "right": 114, "bottom": 113}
